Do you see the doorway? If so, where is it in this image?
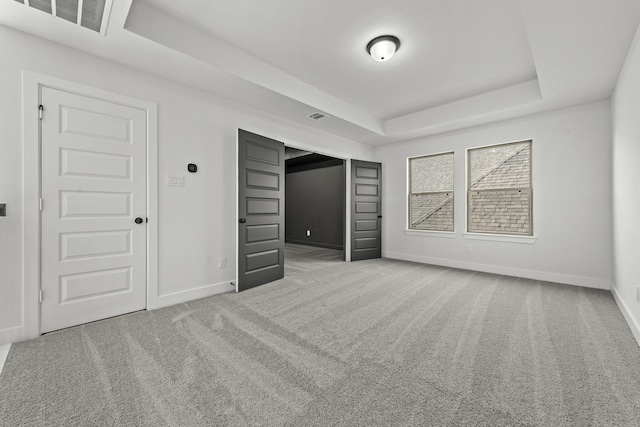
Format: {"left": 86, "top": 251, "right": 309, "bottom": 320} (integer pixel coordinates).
{"left": 237, "top": 129, "right": 382, "bottom": 292}
{"left": 40, "top": 87, "right": 148, "bottom": 333}
{"left": 21, "top": 71, "right": 158, "bottom": 341}
{"left": 284, "top": 147, "right": 346, "bottom": 256}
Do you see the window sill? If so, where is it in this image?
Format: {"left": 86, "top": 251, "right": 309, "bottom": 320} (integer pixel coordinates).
{"left": 463, "top": 233, "right": 537, "bottom": 244}
{"left": 405, "top": 230, "right": 456, "bottom": 239}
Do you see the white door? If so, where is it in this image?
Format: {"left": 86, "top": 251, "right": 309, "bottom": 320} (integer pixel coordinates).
{"left": 40, "top": 87, "right": 147, "bottom": 333}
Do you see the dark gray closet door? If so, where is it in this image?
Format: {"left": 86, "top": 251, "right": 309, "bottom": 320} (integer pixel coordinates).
{"left": 351, "top": 160, "right": 382, "bottom": 261}
{"left": 237, "top": 130, "right": 285, "bottom": 291}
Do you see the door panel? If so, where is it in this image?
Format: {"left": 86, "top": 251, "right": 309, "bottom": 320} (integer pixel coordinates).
{"left": 246, "top": 169, "right": 279, "bottom": 189}
{"left": 41, "top": 87, "right": 147, "bottom": 333}
{"left": 355, "top": 238, "right": 378, "bottom": 249}
{"left": 355, "top": 220, "right": 378, "bottom": 231}
{"left": 238, "top": 130, "right": 285, "bottom": 291}
{"left": 246, "top": 197, "right": 280, "bottom": 215}
{"left": 60, "top": 267, "right": 132, "bottom": 303}
{"left": 246, "top": 224, "right": 280, "bottom": 243}
{"left": 60, "top": 230, "right": 131, "bottom": 260}
{"left": 355, "top": 202, "right": 378, "bottom": 213}
{"left": 351, "top": 160, "right": 382, "bottom": 261}
{"left": 60, "top": 190, "right": 132, "bottom": 217}
{"left": 61, "top": 149, "right": 132, "bottom": 180}
{"left": 355, "top": 184, "right": 378, "bottom": 196}
{"left": 61, "top": 105, "right": 132, "bottom": 141}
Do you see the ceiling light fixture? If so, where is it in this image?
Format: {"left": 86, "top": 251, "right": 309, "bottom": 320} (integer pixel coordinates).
{"left": 366, "top": 35, "right": 400, "bottom": 62}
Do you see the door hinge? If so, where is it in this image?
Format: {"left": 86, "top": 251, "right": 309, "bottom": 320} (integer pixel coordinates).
{"left": 39, "top": 105, "right": 44, "bottom": 120}
{"left": 39, "top": 290, "right": 43, "bottom": 303}
{"left": 39, "top": 198, "right": 43, "bottom": 211}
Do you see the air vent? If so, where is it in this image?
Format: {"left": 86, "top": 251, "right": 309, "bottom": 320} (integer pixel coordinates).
{"left": 307, "top": 112, "right": 327, "bottom": 120}
{"left": 15, "top": 0, "right": 113, "bottom": 35}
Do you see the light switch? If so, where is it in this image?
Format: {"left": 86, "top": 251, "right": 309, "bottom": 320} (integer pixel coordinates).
{"left": 166, "top": 176, "right": 184, "bottom": 187}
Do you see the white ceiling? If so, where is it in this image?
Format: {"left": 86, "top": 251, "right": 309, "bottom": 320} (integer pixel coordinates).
{"left": 2, "top": 0, "right": 640, "bottom": 146}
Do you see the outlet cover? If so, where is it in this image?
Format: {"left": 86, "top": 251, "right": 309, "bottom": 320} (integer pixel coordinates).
{"left": 636, "top": 287, "right": 640, "bottom": 303}
{"left": 218, "top": 257, "right": 226, "bottom": 269}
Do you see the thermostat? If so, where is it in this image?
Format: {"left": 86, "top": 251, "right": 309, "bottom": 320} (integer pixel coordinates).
{"left": 187, "top": 163, "right": 197, "bottom": 173}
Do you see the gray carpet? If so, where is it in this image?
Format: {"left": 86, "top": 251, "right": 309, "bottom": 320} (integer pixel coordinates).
{"left": 1, "top": 244, "right": 639, "bottom": 426}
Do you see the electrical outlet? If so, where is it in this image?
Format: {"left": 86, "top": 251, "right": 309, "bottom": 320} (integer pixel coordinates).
{"left": 166, "top": 175, "right": 184, "bottom": 187}
{"left": 466, "top": 244, "right": 472, "bottom": 252}
{"left": 306, "top": 230, "right": 311, "bottom": 237}
{"left": 0, "top": 203, "right": 6, "bottom": 217}
{"left": 636, "top": 286, "right": 640, "bottom": 303}
{"left": 218, "top": 257, "right": 226, "bottom": 269}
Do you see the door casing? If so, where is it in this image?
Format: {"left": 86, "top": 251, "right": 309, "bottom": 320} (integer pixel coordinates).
{"left": 21, "top": 71, "right": 158, "bottom": 341}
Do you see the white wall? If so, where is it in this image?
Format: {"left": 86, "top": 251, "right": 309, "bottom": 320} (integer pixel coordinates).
{"left": 612, "top": 25, "right": 640, "bottom": 344}
{"left": 0, "top": 26, "right": 373, "bottom": 344}
{"left": 375, "top": 101, "right": 613, "bottom": 289}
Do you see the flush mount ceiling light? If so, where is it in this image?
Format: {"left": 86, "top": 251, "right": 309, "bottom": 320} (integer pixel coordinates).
{"left": 366, "top": 35, "right": 400, "bottom": 62}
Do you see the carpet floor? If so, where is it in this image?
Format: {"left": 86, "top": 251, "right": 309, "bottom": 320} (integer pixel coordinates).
{"left": 1, "top": 244, "right": 639, "bottom": 426}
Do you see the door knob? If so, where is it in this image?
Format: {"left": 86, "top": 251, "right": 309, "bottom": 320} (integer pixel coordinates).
{"left": 239, "top": 218, "right": 247, "bottom": 223}
{"left": 135, "top": 217, "right": 144, "bottom": 224}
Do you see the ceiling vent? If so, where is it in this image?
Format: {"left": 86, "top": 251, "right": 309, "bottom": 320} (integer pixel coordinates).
{"left": 307, "top": 112, "right": 327, "bottom": 120}
{"left": 14, "top": 0, "right": 113, "bottom": 35}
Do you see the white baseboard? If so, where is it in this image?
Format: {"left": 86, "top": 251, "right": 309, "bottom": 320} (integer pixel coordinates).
{"left": 1, "top": 282, "right": 236, "bottom": 344}
{"left": 382, "top": 251, "right": 611, "bottom": 290}
{"left": 0, "top": 326, "right": 24, "bottom": 347}
{"left": 150, "top": 280, "right": 236, "bottom": 310}
{"left": 286, "top": 239, "right": 344, "bottom": 251}
{"left": 0, "top": 343, "right": 11, "bottom": 376}
{"left": 611, "top": 285, "right": 640, "bottom": 347}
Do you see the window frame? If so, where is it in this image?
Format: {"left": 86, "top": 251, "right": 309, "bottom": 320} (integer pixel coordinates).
{"left": 408, "top": 151, "right": 455, "bottom": 232}
{"left": 466, "top": 139, "right": 533, "bottom": 236}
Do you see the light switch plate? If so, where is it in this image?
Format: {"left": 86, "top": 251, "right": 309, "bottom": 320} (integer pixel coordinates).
{"left": 166, "top": 176, "right": 184, "bottom": 187}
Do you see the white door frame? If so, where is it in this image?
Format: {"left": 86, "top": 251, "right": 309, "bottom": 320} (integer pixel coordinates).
{"left": 22, "top": 71, "right": 158, "bottom": 340}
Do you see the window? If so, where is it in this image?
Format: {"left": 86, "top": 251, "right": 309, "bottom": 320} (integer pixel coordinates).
{"left": 409, "top": 152, "right": 454, "bottom": 231}
{"left": 467, "top": 140, "right": 532, "bottom": 235}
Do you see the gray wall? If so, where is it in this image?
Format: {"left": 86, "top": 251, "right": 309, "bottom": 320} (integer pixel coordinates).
{"left": 285, "top": 163, "right": 344, "bottom": 250}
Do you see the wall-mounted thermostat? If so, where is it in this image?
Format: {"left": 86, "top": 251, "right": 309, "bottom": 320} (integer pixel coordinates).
{"left": 187, "top": 163, "right": 197, "bottom": 173}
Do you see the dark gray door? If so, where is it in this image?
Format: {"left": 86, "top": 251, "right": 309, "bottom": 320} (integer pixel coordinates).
{"left": 238, "top": 130, "right": 285, "bottom": 291}
{"left": 351, "top": 160, "right": 382, "bottom": 261}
